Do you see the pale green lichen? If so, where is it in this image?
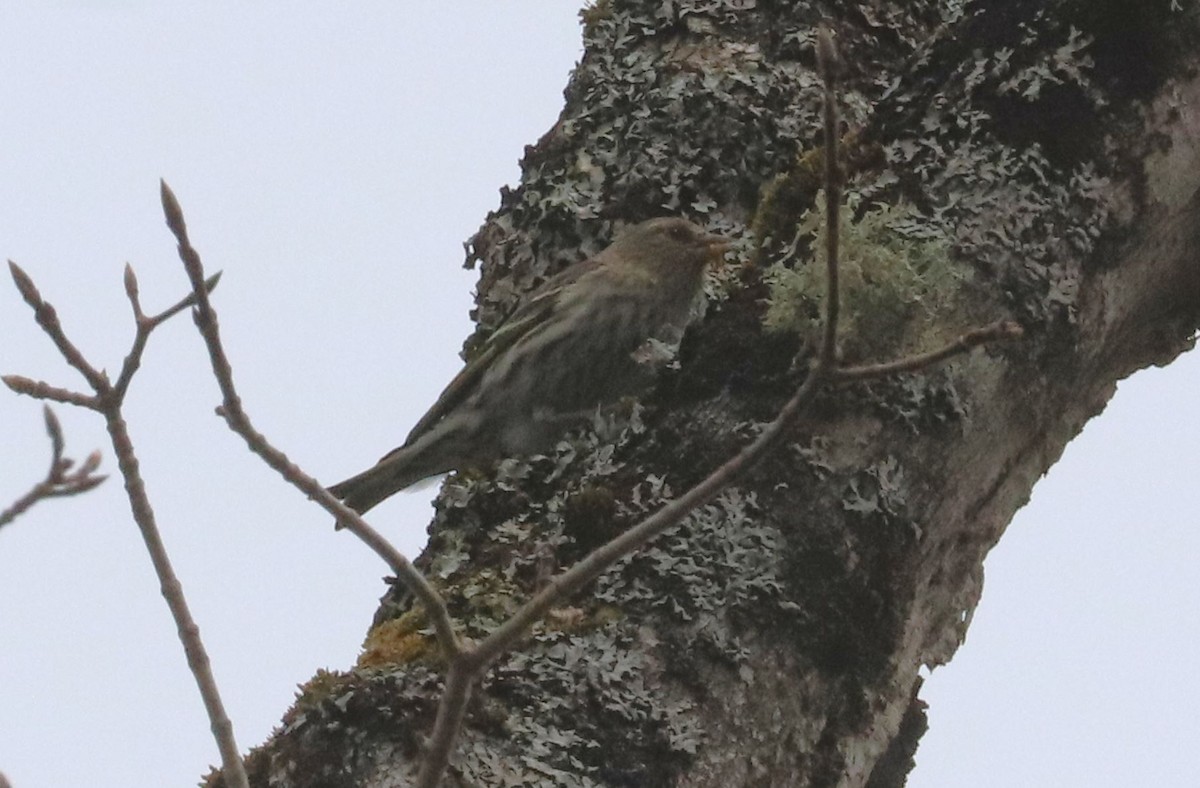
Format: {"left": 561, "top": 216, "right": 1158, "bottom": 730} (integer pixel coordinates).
{"left": 763, "top": 195, "right": 960, "bottom": 362}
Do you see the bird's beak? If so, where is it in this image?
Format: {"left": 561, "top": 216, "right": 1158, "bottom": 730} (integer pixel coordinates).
{"left": 702, "top": 232, "right": 731, "bottom": 250}
{"left": 703, "top": 234, "right": 733, "bottom": 264}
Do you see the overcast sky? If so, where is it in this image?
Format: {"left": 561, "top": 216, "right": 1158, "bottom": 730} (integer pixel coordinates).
{"left": 0, "top": 4, "right": 1196, "bottom": 787}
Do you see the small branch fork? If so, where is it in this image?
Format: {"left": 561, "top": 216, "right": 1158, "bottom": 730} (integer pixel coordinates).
{"left": 3, "top": 26, "right": 1024, "bottom": 788}
{"left": 3, "top": 260, "right": 247, "bottom": 786}
{"left": 0, "top": 405, "right": 106, "bottom": 529}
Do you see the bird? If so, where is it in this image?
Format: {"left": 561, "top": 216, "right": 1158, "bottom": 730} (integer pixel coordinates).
{"left": 329, "top": 216, "right": 729, "bottom": 515}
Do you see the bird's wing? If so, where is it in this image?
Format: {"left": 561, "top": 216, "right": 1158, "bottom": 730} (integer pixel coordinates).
{"left": 396, "top": 257, "right": 603, "bottom": 451}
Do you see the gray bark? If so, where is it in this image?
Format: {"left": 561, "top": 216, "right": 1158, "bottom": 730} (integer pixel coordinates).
{"left": 213, "top": 2, "right": 1200, "bottom": 786}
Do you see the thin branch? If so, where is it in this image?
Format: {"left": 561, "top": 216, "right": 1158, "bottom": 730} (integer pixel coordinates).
{"left": 815, "top": 26, "right": 842, "bottom": 371}
{"left": 2, "top": 375, "right": 99, "bottom": 408}
{"left": 110, "top": 262, "right": 222, "bottom": 402}
{"left": 158, "top": 180, "right": 462, "bottom": 659}
{"left": 0, "top": 406, "right": 106, "bottom": 529}
{"left": 151, "top": 270, "right": 223, "bottom": 327}
{"left": 834, "top": 320, "right": 1025, "bottom": 382}
{"left": 414, "top": 657, "right": 475, "bottom": 788}
{"left": 101, "top": 407, "right": 248, "bottom": 788}
{"left": 5, "top": 253, "right": 249, "bottom": 788}
{"left": 8, "top": 260, "right": 110, "bottom": 393}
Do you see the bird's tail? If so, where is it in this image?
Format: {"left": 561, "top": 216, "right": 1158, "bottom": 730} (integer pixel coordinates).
{"left": 328, "top": 428, "right": 460, "bottom": 516}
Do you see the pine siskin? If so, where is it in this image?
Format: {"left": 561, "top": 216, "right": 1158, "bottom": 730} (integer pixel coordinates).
{"left": 329, "top": 217, "right": 729, "bottom": 515}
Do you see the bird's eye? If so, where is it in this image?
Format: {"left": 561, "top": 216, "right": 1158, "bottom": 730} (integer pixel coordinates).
{"left": 668, "top": 224, "right": 691, "bottom": 242}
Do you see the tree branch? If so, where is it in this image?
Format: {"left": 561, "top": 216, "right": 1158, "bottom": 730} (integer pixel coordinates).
{"left": 815, "top": 26, "right": 843, "bottom": 371}
{"left": 4, "top": 252, "right": 249, "bottom": 788}
{"left": 0, "top": 405, "right": 105, "bottom": 529}
{"left": 7, "top": 261, "right": 110, "bottom": 393}
{"left": 2, "top": 375, "right": 99, "bottom": 408}
{"left": 833, "top": 320, "right": 1024, "bottom": 382}
{"left": 102, "top": 406, "right": 248, "bottom": 788}
{"left": 157, "top": 180, "right": 463, "bottom": 659}
{"left": 414, "top": 657, "right": 476, "bottom": 787}
{"left": 111, "top": 262, "right": 222, "bottom": 402}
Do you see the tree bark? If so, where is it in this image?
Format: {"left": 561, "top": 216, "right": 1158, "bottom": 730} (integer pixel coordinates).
{"left": 218, "top": 2, "right": 1200, "bottom": 786}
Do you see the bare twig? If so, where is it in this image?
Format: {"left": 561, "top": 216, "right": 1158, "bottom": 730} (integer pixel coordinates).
{"left": 0, "top": 405, "right": 106, "bottom": 529}
{"left": 8, "top": 261, "right": 109, "bottom": 393}
{"left": 2, "top": 375, "right": 99, "bottom": 408}
{"left": 5, "top": 252, "right": 249, "bottom": 788}
{"left": 111, "top": 263, "right": 222, "bottom": 402}
{"left": 834, "top": 320, "right": 1025, "bottom": 382}
{"left": 103, "top": 407, "right": 247, "bottom": 788}
{"left": 414, "top": 657, "right": 476, "bottom": 787}
{"left": 157, "top": 181, "right": 462, "bottom": 659}
{"left": 815, "top": 26, "right": 842, "bottom": 371}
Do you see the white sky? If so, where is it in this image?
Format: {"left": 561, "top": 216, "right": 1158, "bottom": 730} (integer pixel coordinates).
{"left": 0, "top": 4, "right": 1195, "bottom": 787}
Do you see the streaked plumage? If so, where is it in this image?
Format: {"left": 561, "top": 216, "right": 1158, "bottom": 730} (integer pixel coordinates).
{"left": 329, "top": 217, "right": 727, "bottom": 515}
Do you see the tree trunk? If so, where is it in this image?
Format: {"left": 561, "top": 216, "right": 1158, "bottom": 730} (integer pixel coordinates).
{"left": 220, "top": 2, "right": 1200, "bottom": 786}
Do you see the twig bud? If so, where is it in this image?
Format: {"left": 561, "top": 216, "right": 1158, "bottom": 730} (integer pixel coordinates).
{"left": 79, "top": 450, "right": 103, "bottom": 475}
{"left": 8, "top": 260, "right": 44, "bottom": 307}
{"left": 160, "top": 179, "right": 187, "bottom": 241}
{"left": 42, "top": 405, "right": 65, "bottom": 459}
{"left": 124, "top": 263, "right": 141, "bottom": 306}
{"left": 2, "top": 374, "right": 34, "bottom": 394}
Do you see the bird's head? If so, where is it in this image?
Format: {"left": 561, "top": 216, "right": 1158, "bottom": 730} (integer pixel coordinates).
{"left": 607, "top": 217, "right": 731, "bottom": 283}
